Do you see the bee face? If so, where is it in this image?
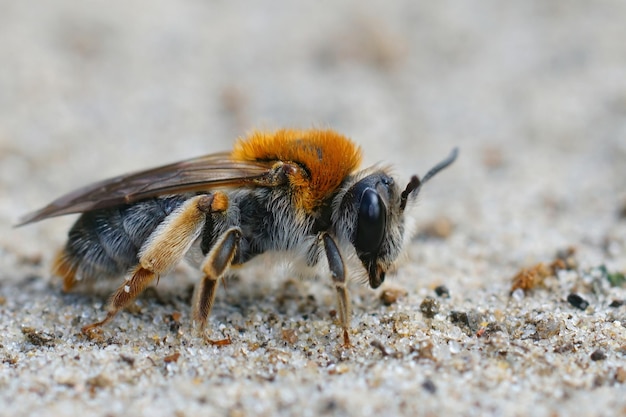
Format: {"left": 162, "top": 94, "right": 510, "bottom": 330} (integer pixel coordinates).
{"left": 335, "top": 171, "right": 405, "bottom": 289}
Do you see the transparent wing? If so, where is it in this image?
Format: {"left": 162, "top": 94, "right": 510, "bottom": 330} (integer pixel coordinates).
{"left": 18, "top": 152, "right": 272, "bottom": 225}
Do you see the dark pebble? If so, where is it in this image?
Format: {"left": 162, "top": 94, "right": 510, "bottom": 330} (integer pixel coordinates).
{"left": 434, "top": 285, "right": 450, "bottom": 298}
{"left": 449, "top": 311, "right": 469, "bottom": 326}
{"left": 609, "top": 299, "right": 625, "bottom": 308}
{"left": 567, "top": 293, "right": 589, "bottom": 310}
{"left": 422, "top": 378, "right": 437, "bottom": 394}
{"left": 590, "top": 349, "right": 607, "bottom": 361}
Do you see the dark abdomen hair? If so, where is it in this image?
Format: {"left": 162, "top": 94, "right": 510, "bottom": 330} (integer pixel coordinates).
{"left": 61, "top": 196, "right": 188, "bottom": 282}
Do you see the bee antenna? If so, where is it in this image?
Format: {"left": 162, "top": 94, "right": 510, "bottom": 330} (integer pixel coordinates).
{"left": 400, "top": 147, "right": 458, "bottom": 211}
{"left": 400, "top": 176, "right": 421, "bottom": 211}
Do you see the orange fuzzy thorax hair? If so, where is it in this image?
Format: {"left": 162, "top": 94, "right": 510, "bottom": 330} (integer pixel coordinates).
{"left": 232, "top": 129, "right": 363, "bottom": 212}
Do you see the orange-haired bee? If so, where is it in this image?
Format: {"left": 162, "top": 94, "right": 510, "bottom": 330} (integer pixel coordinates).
{"left": 19, "top": 129, "right": 457, "bottom": 346}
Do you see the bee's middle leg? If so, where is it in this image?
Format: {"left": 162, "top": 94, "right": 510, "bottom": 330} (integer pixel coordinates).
{"left": 82, "top": 193, "right": 223, "bottom": 334}
{"left": 321, "top": 232, "right": 352, "bottom": 347}
{"left": 192, "top": 227, "right": 241, "bottom": 334}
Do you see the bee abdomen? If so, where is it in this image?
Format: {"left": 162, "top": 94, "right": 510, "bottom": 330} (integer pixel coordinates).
{"left": 57, "top": 196, "right": 188, "bottom": 288}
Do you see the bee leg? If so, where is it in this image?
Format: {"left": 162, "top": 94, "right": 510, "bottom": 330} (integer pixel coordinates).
{"left": 82, "top": 194, "right": 219, "bottom": 334}
{"left": 192, "top": 227, "right": 242, "bottom": 339}
{"left": 321, "top": 232, "right": 352, "bottom": 347}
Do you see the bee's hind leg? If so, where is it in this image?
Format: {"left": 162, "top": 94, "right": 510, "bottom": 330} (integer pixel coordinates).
{"left": 192, "top": 227, "right": 241, "bottom": 343}
{"left": 81, "top": 194, "right": 222, "bottom": 335}
{"left": 321, "top": 232, "right": 352, "bottom": 348}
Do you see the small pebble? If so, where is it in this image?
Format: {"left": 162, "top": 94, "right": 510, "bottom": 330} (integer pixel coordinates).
{"left": 420, "top": 296, "right": 440, "bottom": 318}
{"left": 281, "top": 329, "right": 298, "bottom": 344}
{"left": 449, "top": 311, "right": 469, "bottom": 326}
{"left": 380, "top": 287, "right": 408, "bottom": 306}
{"left": 412, "top": 341, "right": 436, "bottom": 361}
{"left": 510, "top": 263, "right": 551, "bottom": 293}
{"left": 21, "top": 327, "right": 56, "bottom": 347}
{"left": 434, "top": 285, "right": 450, "bottom": 298}
{"left": 86, "top": 374, "right": 112, "bottom": 391}
{"left": 422, "top": 378, "right": 437, "bottom": 394}
{"left": 511, "top": 288, "right": 525, "bottom": 301}
{"left": 590, "top": 349, "right": 607, "bottom": 361}
{"left": 609, "top": 300, "right": 625, "bottom": 308}
{"left": 567, "top": 293, "right": 589, "bottom": 310}
{"left": 535, "top": 318, "right": 561, "bottom": 339}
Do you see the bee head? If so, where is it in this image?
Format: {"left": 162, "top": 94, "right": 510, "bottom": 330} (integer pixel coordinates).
{"left": 335, "top": 171, "right": 404, "bottom": 289}
{"left": 333, "top": 148, "right": 458, "bottom": 289}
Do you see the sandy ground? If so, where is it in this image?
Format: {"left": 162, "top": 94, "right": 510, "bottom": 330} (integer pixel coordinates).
{"left": 1, "top": 1, "right": 626, "bottom": 416}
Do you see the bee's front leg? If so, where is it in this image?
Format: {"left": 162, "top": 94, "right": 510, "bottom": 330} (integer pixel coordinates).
{"left": 191, "top": 227, "right": 241, "bottom": 340}
{"left": 321, "top": 232, "right": 352, "bottom": 348}
{"left": 81, "top": 193, "right": 222, "bottom": 334}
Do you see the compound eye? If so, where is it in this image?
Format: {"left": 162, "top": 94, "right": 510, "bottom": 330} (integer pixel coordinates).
{"left": 355, "top": 188, "right": 386, "bottom": 255}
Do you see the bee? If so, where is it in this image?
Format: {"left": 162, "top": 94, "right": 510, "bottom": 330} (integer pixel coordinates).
{"left": 19, "top": 129, "right": 457, "bottom": 346}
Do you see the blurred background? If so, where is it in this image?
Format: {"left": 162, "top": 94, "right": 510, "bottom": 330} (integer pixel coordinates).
{"left": 1, "top": 0, "right": 625, "bottom": 267}
{"left": 1, "top": 3, "right": 626, "bottom": 416}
